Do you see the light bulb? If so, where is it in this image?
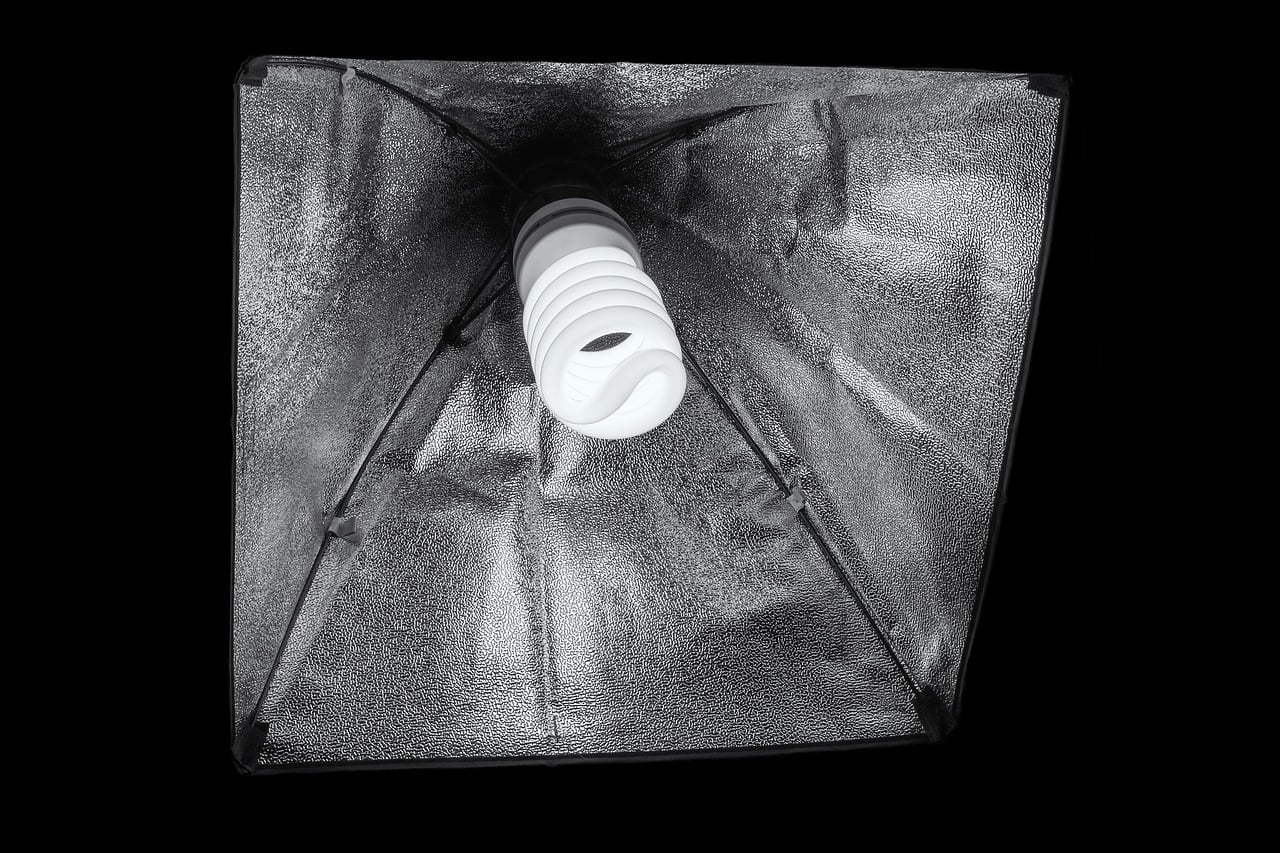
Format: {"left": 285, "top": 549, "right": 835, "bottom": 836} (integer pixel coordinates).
{"left": 513, "top": 194, "right": 686, "bottom": 439}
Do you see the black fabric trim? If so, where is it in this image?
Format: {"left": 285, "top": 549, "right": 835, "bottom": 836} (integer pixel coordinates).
{"left": 1026, "top": 74, "right": 1068, "bottom": 99}
{"left": 952, "top": 75, "right": 1071, "bottom": 718}
{"left": 250, "top": 733, "right": 930, "bottom": 775}
{"left": 325, "top": 515, "right": 362, "bottom": 544}
{"left": 911, "top": 687, "right": 956, "bottom": 742}
{"left": 230, "top": 64, "right": 244, "bottom": 755}
{"left": 237, "top": 56, "right": 269, "bottom": 87}
{"left": 232, "top": 720, "right": 268, "bottom": 774}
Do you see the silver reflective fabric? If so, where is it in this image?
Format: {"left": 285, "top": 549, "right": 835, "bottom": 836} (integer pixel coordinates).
{"left": 234, "top": 59, "right": 1065, "bottom": 766}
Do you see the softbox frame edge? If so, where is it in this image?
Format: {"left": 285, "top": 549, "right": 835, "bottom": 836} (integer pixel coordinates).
{"left": 229, "top": 57, "right": 1069, "bottom": 772}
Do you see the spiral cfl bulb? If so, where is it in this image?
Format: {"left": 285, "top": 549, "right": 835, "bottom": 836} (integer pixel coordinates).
{"left": 513, "top": 195, "right": 686, "bottom": 440}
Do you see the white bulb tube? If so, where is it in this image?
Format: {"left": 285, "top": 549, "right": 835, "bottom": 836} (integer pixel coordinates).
{"left": 513, "top": 198, "right": 686, "bottom": 440}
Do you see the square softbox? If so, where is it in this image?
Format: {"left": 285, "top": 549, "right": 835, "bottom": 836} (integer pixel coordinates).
{"left": 232, "top": 57, "right": 1066, "bottom": 771}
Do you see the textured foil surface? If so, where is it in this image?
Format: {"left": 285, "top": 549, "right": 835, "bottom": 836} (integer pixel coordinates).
{"left": 235, "top": 60, "right": 1063, "bottom": 763}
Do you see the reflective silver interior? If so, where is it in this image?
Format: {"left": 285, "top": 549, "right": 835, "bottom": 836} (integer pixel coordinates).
{"left": 234, "top": 59, "right": 1064, "bottom": 765}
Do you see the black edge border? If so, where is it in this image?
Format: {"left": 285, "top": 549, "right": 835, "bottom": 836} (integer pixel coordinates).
{"left": 230, "top": 56, "right": 256, "bottom": 772}
{"left": 952, "top": 75, "right": 1072, "bottom": 718}
{"left": 229, "top": 59, "right": 1073, "bottom": 773}
{"left": 252, "top": 733, "right": 929, "bottom": 775}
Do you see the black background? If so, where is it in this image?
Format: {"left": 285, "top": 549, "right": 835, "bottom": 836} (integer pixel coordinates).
{"left": 211, "top": 38, "right": 1113, "bottom": 791}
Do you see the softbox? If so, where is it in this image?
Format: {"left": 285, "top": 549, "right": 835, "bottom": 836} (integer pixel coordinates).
{"left": 232, "top": 57, "right": 1067, "bottom": 772}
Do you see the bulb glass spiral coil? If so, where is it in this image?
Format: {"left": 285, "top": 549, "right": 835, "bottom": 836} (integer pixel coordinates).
{"left": 513, "top": 197, "right": 686, "bottom": 439}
